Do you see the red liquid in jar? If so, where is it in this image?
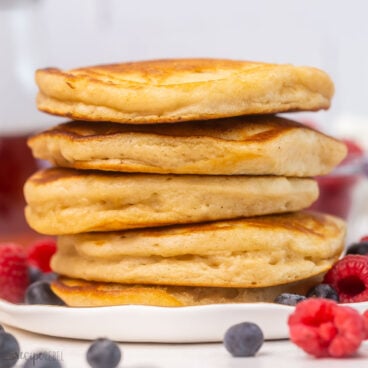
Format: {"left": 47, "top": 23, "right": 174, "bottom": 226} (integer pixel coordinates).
{"left": 0, "top": 134, "right": 39, "bottom": 244}
{"left": 310, "top": 138, "right": 364, "bottom": 220}
{"left": 310, "top": 175, "right": 360, "bottom": 219}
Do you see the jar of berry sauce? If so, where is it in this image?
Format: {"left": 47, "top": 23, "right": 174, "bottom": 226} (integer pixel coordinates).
{"left": 310, "top": 139, "right": 366, "bottom": 220}
{"left": 0, "top": 134, "right": 40, "bottom": 243}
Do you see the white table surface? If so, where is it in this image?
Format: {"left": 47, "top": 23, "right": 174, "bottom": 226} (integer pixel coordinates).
{"left": 4, "top": 324, "right": 368, "bottom": 368}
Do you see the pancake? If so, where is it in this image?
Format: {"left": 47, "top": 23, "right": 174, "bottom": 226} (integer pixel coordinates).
{"left": 28, "top": 116, "right": 347, "bottom": 176}
{"left": 51, "top": 274, "right": 324, "bottom": 307}
{"left": 24, "top": 168, "right": 318, "bottom": 235}
{"left": 51, "top": 212, "right": 345, "bottom": 288}
{"left": 35, "top": 59, "right": 334, "bottom": 124}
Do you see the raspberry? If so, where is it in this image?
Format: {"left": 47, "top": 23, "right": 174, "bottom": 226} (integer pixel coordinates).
{"left": 27, "top": 238, "right": 57, "bottom": 272}
{"left": 360, "top": 235, "right": 368, "bottom": 242}
{"left": 288, "top": 298, "right": 365, "bottom": 357}
{"left": 323, "top": 255, "right": 368, "bottom": 303}
{"left": 0, "top": 243, "right": 29, "bottom": 303}
{"left": 362, "top": 310, "right": 368, "bottom": 339}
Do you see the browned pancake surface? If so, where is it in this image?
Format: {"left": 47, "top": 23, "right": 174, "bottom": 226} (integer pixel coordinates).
{"left": 28, "top": 116, "right": 346, "bottom": 176}
{"left": 51, "top": 275, "right": 324, "bottom": 307}
{"left": 52, "top": 212, "right": 345, "bottom": 287}
{"left": 24, "top": 168, "right": 319, "bottom": 235}
{"left": 36, "top": 58, "right": 334, "bottom": 123}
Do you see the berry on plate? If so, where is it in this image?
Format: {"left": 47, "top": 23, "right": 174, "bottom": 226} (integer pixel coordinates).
{"left": 223, "top": 322, "right": 264, "bottom": 357}
{"left": 28, "top": 266, "right": 43, "bottom": 284}
{"left": 288, "top": 298, "right": 365, "bottom": 358}
{"left": 346, "top": 241, "right": 368, "bottom": 256}
{"left": 86, "top": 338, "right": 122, "bottom": 368}
{"left": 0, "top": 243, "right": 29, "bottom": 303}
{"left": 362, "top": 310, "right": 368, "bottom": 339}
{"left": 25, "top": 281, "right": 65, "bottom": 306}
{"left": 306, "top": 284, "right": 339, "bottom": 302}
{"left": 27, "top": 238, "right": 57, "bottom": 273}
{"left": 323, "top": 255, "right": 368, "bottom": 303}
{"left": 274, "top": 293, "right": 306, "bottom": 306}
{"left": 28, "top": 266, "right": 57, "bottom": 285}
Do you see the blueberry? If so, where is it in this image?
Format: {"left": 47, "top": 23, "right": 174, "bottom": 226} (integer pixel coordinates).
{"left": 23, "top": 351, "right": 62, "bottom": 368}
{"left": 38, "top": 272, "right": 58, "bottom": 284}
{"left": 223, "top": 322, "right": 264, "bottom": 357}
{"left": 306, "top": 284, "right": 339, "bottom": 302}
{"left": 86, "top": 338, "right": 121, "bottom": 368}
{"left": 0, "top": 332, "right": 20, "bottom": 368}
{"left": 274, "top": 293, "right": 306, "bottom": 306}
{"left": 25, "top": 281, "right": 65, "bottom": 306}
{"left": 346, "top": 242, "right": 368, "bottom": 255}
{"left": 28, "top": 266, "right": 57, "bottom": 285}
{"left": 28, "top": 266, "right": 43, "bottom": 284}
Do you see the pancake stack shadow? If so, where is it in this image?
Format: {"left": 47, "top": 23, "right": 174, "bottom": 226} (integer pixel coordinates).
{"left": 24, "top": 59, "right": 348, "bottom": 307}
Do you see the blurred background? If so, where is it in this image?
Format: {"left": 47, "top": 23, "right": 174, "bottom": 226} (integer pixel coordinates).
{"left": 0, "top": 0, "right": 367, "bottom": 241}
{"left": 1, "top": 0, "right": 368, "bottom": 136}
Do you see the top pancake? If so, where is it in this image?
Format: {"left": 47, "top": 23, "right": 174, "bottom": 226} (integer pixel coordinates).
{"left": 28, "top": 116, "right": 347, "bottom": 176}
{"left": 35, "top": 58, "right": 334, "bottom": 124}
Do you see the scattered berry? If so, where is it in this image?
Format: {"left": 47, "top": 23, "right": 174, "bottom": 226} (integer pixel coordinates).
{"left": 27, "top": 239, "right": 57, "bottom": 273}
{"left": 324, "top": 255, "right": 368, "bottom": 303}
{"left": 0, "top": 243, "right": 29, "bottom": 303}
{"left": 223, "top": 322, "right": 264, "bottom": 357}
{"left": 25, "top": 281, "right": 65, "bottom": 306}
{"left": 23, "top": 351, "right": 62, "bottom": 368}
{"left": 306, "top": 284, "right": 339, "bottom": 302}
{"left": 346, "top": 242, "right": 368, "bottom": 256}
{"left": 86, "top": 338, "right": 122, "bottom": 368}
{"left": 274, "top": 293, "right": 306, "bottom": 306}
{"left": 0, "top": 332, "right": 20, "bottom": 368}
{"left": 360, "top": 235, "right": 368, "bottom": 242}
{"left": 288, "top": 298, "right": 365, "bottom": 357}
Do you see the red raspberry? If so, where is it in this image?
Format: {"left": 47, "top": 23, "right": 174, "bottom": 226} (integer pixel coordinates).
{"left": 362, "top": 310, "right": 368, "bottom": 339}
{"left": 27, "top": 238, "right": 57, "bottom": 272}
{"left": 288, "top": 298, "right": 365, "bottom": 357}
{"left": 0, "top": 243, "right": 29, "bottom": 303}
{"left": 360, "top": 235, "right": 368, "bottom": 242}
{"left": 323, "top": 255, "right": 368, "bottom": 303}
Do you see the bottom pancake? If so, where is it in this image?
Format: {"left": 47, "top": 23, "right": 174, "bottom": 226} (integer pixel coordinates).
{"left": 52, "top": 211, "right": 345, "bottom": 288}
{"left": 51, "top": 275, "right": 323, "bottom": 307}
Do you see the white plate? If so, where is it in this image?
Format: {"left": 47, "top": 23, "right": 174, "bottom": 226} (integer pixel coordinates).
{"left": 1, "top": 300, "right": 368, "bottom": 343}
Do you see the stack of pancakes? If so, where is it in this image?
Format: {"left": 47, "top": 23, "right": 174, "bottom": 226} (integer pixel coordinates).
{"left": 24, "top": 59, "right": 347, "bottom": 307}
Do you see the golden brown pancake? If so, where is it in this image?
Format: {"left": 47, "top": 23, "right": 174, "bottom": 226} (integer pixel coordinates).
{"left": 35, "top": 59, "right": 334, "bottom": 123}
{"left": 28, "top": 116, "right": 346, "bottom": 176}
{"left": 51, "top": 275, "right": 323, "bottom": 307}
{"left": 24, "top": 168, "right": 318, "bottom": 235}
{"left": 52, "top": 212, "right": 345, "bottom": 288}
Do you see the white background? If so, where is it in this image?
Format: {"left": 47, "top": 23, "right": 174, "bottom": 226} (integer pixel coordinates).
{"left": 0, "top": 0, "right": 368, "bottom": 136}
